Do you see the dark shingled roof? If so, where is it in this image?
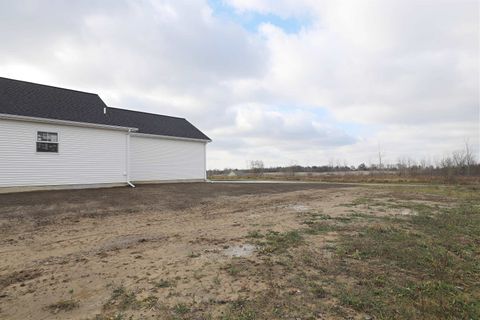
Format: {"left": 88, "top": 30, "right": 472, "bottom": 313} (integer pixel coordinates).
{"left": 0, "top": 77, "right": 211, "bottom": 141}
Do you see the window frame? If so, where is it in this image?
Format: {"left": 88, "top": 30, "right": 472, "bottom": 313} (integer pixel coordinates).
{"left": 36, "top": 131, "right": 59, "bottom": 153}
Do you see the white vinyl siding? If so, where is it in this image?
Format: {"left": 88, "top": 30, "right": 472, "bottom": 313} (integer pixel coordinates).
{"left": 0, "top": 119, "right": 127, "bottom": 187}
{"left": 0, "top": 119, "right": 208, "bottom": 188}
{"left": 130, "top": 135, "right": 206, "bottom": 181}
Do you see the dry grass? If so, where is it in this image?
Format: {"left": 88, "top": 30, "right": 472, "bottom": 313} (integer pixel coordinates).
{"left": 46, "top": 299, "right": 79, "bottom": 313}
{"left": 210, "top": 173, "right": 480, "bottom": 185}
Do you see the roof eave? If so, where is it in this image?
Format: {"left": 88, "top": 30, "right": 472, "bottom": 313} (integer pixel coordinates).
{"left": 0, "top": 113, "right": 138, "bottom": 132}
{"left": 131, "top": 132, "right": 212, "bottom": 143}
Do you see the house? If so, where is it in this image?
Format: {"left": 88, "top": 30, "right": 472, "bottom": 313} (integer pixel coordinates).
{"left": 0, "top": 77, "right": 211, "bottom": 190}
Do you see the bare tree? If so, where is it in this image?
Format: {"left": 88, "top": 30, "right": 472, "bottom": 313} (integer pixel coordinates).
{"left": 249, "top": 160, "right": 265, "bottom": 177}
{"left": 464, "top": 139, "right": 475, "bottom": 176}
{"left": 397, "top": 157, "right": 407, "bottom": 176}
{"left": 285, "top": 160, "right": 299, "bottom": 177}
{"left": 327, "top": 158, "right": 334, "bottom": 171}
{"left": 377, "top": 142, "right": 384, "bottom": 171}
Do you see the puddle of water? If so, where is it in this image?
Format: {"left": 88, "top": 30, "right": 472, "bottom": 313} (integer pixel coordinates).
{"left": 223, "top": 244, "right": 256, "bottom": 257}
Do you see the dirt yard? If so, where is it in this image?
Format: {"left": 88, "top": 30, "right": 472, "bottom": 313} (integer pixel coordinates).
{"left": 0, "top": 182, "right": 478, "bottom": 320}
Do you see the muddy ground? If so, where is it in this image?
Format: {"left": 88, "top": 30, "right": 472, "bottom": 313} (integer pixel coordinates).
{"left": 0, "top": 182, "right": 477, "bottom": 319}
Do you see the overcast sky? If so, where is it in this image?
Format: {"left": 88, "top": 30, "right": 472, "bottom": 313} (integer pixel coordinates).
{"left": 0, "top": 0, "right": 478, "bottom": 169}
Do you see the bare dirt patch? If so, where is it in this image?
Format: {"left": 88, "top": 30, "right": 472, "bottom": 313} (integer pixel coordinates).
{"left": 0, "top": 182, "right": 478, "bottom": 319}
{"left": 0, "top": 182, "right": 356, "bottom": 319}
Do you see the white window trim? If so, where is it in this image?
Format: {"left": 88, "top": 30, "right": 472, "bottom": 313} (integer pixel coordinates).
{"left": 36, "top": 131, "right": 59, "bottom": 153}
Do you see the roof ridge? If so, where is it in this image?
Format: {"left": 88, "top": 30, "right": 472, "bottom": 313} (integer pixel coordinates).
{"left": 0, "top": 76, "right": 100, "bottom": 97}
{"left": 107, "top": 106, "right": 186, "bottom": 120}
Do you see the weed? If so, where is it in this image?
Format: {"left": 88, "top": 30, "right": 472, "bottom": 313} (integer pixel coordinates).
{"left": 174, "top": 303, "right": 190, "bottom": 314}
{"left": 222, "top": 300, "right": 256, "bottom": 320}
{"left": 142, "top": 295, "right": 159, "bottom": 309}
{"left": 188, "top": 252, "right": 201, "bottom": 258}
{"left": 226, "top": 265, "right": 241, "bottom": 276}
{"left": 104, "top": 285, "right": 140, "bottom": 311}
{"left": 310, "top": 283, "right": 328, "bottom": 298}
{"left": 112, "top": 314, "right": 127, "bottom": 320}
{"left": 154, "top": 279, "right": 173, "bottom": 288}
{"left": 46, "top": 299, "right": 79, "bottom": 313}
{"left": 246, "top": 230, "right": 263, "bottom": 239}
{"left": 213, "top": 274, "right": 221, "bottom": 286}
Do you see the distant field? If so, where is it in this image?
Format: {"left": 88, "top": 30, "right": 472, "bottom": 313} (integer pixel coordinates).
{"left": 210, "top": 171, "right": 480, "bottom": 185}
{"left": 0, "top": 182, "right": 479, "bottom": 319}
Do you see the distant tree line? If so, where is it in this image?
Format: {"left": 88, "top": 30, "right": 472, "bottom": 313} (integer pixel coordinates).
{"left": 208, "top": 143, "right": 480, "bottom": 179}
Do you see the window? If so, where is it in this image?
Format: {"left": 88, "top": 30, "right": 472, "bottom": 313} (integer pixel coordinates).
{"left": 36, "top": 131, "right": 58, "bottom": 153}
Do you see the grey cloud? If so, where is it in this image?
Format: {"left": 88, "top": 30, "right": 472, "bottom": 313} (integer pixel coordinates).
{"left": 0, "top": 0, "right": 268, "bottom": 89}
{"left": 0, "top": 0, "right": 477, "bottom": 169}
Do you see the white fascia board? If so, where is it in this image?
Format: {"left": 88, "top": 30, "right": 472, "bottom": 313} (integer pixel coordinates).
{"left": 0, "top": 113, "right": 138, "bottom": 132}
{"left": 131, "top": 132, "right": 212, "bottom": 143}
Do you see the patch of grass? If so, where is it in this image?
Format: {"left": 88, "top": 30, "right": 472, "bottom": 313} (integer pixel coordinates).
{"left": 336, "top": 199, "right": 480, "bottom": 319}
{"left": 392, "top": 185, "right": 480, "bottom": 203}
{"left": 225, "top": 260, "right": 246, "bottom": 276}
{"left": 227, "top": 265, "right": 240, "bottom": 276}
{"left": 385, "top": 200, "right": 437, "bottom": 214}
{"left": 173, "top": 303, "right": 190, "bottom": 314}
{"left": 348, "top": 211, "right": 376, "bottom": 218}
{"left": 310, "top": 283, "right": 328, "bottom": 298}
{"left": 343, "top": 197, "right": 373, "bottom": 207}
{"left": 103, "top": 285, "right": 140, "bottom": 311}
{"left": 331, "top": 216, "right": 353, "bottom": 222}
{"left": 342, "top": 196, "right": 436, "bottom": 214}
{"left": 46, "top": 299, "right": 79, "bottom": 313}
{"left": 220, "top": 287, "right": 328, "bottom": 320}
{"left": 299, "top": 250, "right": 325, "bottom": 270}
{"left": 246, "top": 230, "right": 263, "bottom": 239}
{"left": 259, "top": 230, "right": 304, "bottom": 254}
{"left": 303, "top": 212, "right": 332, "bottom": 220}
{"left": 303, "top": 221, "right": 337, "bottom": 235}
{"left": 218, "top": 186, "right": 480, "bottom": 320}
{"left": 93, "top": 313, "right": 128, "bottom": 320}
{"left": 222, "top": 300, "right": 256, "bottom": 320}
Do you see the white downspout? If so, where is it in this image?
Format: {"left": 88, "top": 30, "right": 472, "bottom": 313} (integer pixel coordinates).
{"left": 204, "top": 142, "right": 207, "bottom": 181}
{"left": 126, "top": 129, "right": 136, "bottom": 188}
